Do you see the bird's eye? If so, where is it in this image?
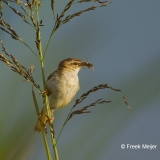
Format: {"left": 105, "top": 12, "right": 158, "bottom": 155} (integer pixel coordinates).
{"left": 72, "top": 62, "right": 78, "bottom": 65}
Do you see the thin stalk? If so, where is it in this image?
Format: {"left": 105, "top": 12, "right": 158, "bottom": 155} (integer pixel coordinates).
{"left": 43, "top": 74, "right": 59, "bottom": 160}
{"left": 57, "top": 107, "right": 74, "bottom": 143}
{"left": 50, "top": 125, "right": 59, "bottom": 160}
{"left": 41, "top": 130, "right": 53, "bottom": 160}
{"left": 43, "top": 34, "right": 52, "bottom": 58}
{"left": 21, "top": 39, "right": 39, "bottom": 59}
{"left": 43, "top": 30, "right": 55, "bottom": 58}
{"left": 32, "top": 88, "right": 52, "bottom": 160}
{"left": 28, "top": 80, "right": 42, "bottom": 94}
{"left": 35, "top": 3, "right": 59, "bottom": 160}
{"left": 56, "top": 123, "right": 65, "bottom": 144}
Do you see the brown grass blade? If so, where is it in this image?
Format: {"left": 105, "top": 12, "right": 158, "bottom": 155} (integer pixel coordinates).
{"left": 0, "top": 19, "right": 20, "bottom": 40}
{"left": 61, "top": 1, "right": 112, "bottom": 26}
{"left": 62, "top": 6, "right": 96, "bottom": 25}
{"left": 122, "top": 96, "right": 132, "bottom": 112}
{"left": 59, "top": 0, "right": 74, "bottom": 20}
{"left": 51, "top": 0, "right": 54, "bottom": 13}
{"left": 72, "top": 84, "right": 121, "bottom": 109}
{"left": 32, "top": 87, "right": 40, "bottom": 115}
{"left": 0, "top": 39, "right": 42, "bottom": 93}
{"left": 67, "top": 99, "right": 111, "bottom": 121}
{"left": 53, "top": 0, "right": 74, "bottom": 31}
{"left": 0, "top": 3, "right": 2, "bottom": 18}
{"left": 2, "top": 0, "right": 27, "bottom": 20}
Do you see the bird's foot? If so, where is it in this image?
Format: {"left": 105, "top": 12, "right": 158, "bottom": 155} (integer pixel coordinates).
{"left": 41, "top": 90, "right": 49, "bottom": 97}
{"left": 45, "top": 114, "right": 54, "bottom": 124}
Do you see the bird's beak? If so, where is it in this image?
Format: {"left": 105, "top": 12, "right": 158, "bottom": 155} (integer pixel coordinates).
{"left": 82, "top": 61, "right": 94, "bottom": 70}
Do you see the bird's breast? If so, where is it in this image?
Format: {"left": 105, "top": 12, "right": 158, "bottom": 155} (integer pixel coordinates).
{"left": 46, "top": 72, "right": 79, "bottom": 109}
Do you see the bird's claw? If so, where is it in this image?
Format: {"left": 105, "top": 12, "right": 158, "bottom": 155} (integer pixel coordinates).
{"left": 41, "top": 90, "right": 49, "bottom": 97}
{"left": 45, "top": 114, "right": 54, "bottom": 124}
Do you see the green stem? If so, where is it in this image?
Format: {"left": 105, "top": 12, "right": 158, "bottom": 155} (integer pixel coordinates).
{"left": 56, "top": 123, "right": 65, "bottom": 144}
{"left": 32, "top": 87, "right": 52, "bottom": 160}
{"left": 57, "top": 107, "right": 74, "bottom": 143}
{"left": 50, "top": 126, "right": 59, "bottom": 160}
{"left": 43, "top": 34, "right": 51, "bottom": 58}
{"left": 41, "top": 130, "right": 53, "bottom": 160}
{"left": 21, "top": 39, "right": 39, "bottom": 59}
{"left": 43, "top": 30, "right": 55, "bottom": 58}
{"left": 35, "top": 3, "right": 59, "bottom": 160}
{"left": 44, "top": 94, "right": 59, "bottom": 160}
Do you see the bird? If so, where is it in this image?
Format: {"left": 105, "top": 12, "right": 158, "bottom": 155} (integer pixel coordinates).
{"left": 34, "top": 58, "right": 93, "bottom": 132}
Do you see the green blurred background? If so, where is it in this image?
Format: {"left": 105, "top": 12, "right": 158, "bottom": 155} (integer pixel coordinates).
{"left": 0, "top": 0, "right": 160, "bottom": 160}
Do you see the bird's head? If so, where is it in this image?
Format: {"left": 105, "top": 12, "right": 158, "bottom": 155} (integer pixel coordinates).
{"left": 58, "top": 58, "right": 94, "bottom": 73}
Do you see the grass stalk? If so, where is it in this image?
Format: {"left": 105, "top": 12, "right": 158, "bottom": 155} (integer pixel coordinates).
{"left": 35, "top": 2, "right": 59, "bottom": 160}
{"left": 22, "top": 40, "right": 39, "bottom": 59}
{"left": 43, "top": 29, "right": 56, "bottom": 58}
{"left": 56, "top": 107, "right": 73, "bottom": 143}
{"left": 32, "top": 88, "right": 52, "bottom": 160}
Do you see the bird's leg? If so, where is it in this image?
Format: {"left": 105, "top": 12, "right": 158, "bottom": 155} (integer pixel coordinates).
{"left": 45, "top": 114, "right": 54, "bottom": 124}
{"left": 45, "top": 109, "right": 55, "bottom": 135}
{"left": 45, "top": 108, "right": 54, "bottom": 124}
{"left": 34, "top": 116, "right": 47, "bottom": 133}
